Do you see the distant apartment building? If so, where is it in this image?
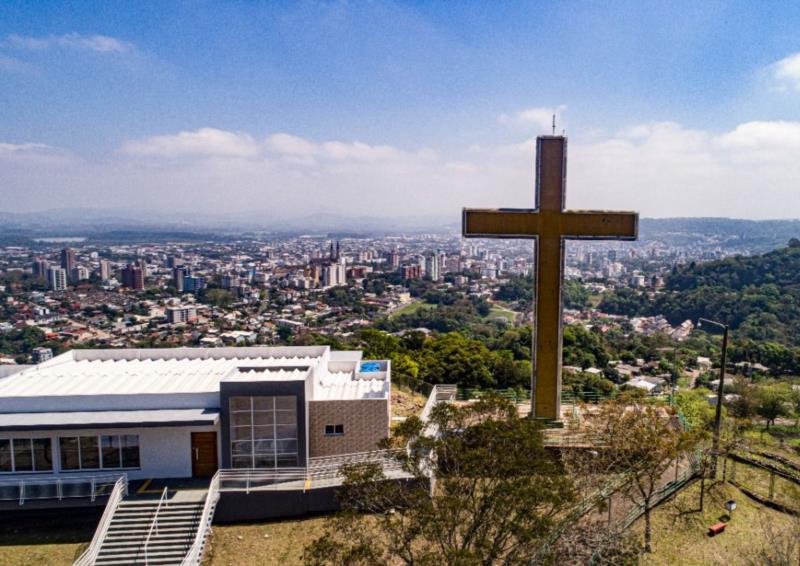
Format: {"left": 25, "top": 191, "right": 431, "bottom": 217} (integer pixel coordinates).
{"left": 32, "top": 257, "right": 49, "bottom": 279}
{"left": 323, "top": 260, "right": 347, "bottom": 288}
{"left": 47, "top": 266, "right": 68, "bottom": 291}
{"left": 121, "top": 264, "right": 145, "bottom": 290}
{"left": 60, "top": 248, "right": 75, "bottom": 275}
{"left": 183, "top": 275, "right": 206, "bottom": 293}
{"left": 165, "top": 305, "right": 198, "bottom": 324}
{"left": 71, "top": 266, "right": 90, "bottom": 283}
{"left": 32, "top": 347, "right": 53, "bottom": 363}
{"left": 221, "top": 274, "right": 240, "bottom": 290}
{"left": 402, "top": 265, "right": 422, "bottom": 280}
{"left": 425, "top": 254, "right": 441, "bottom": 282}
{"left": 173, "top": 267, "right": 186, "bottom": 292}
{"left": 99, "top": 259, "right": 112, "bottom": 281}
{"left": 167, "top": 256, "right": 184, "bottom": 269}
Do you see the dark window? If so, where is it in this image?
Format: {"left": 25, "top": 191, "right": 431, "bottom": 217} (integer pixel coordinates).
{"left": 80, "top": 436, "right": 100, "bottom": 469}
{"left": 32, "top": 438, "right": 52, "bottom": 471}
{"left": 13, "top": 439, "right": 33, "bottom": 471}
{"left": 60, "top": 437, "right": 80, "bottom": 470}
{"left": 0, "top": 439, "right": 52, "bottom": 472}
{"left": 324, "top": 424, "right": 344, "bottom": 436}
{"left": 101, "top": 435, "right": 121, "bottom": 468}
{"left": 0, "top": 440, "right": 10, "bottom": 472}
{"left": 121, "top": 435, "right": 140, "bottom": 468}
{"left": 60, "top": 435, "right": 139, "bottom": 470}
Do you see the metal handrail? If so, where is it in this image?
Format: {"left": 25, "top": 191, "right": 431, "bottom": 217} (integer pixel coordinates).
{"left": 72, "top": 475, "right": 128, "bottom": 566}
{"left": 218, "top": 449, "right": 407, "bottom": 493}
{"left": 180, "top": 471, "right": 220, "bottom": 566}
{"left": 0, "top": 472, "right": 125, "bottom": 505}
{"left": 144, "top": 487, "right": 169, "bottom": 566}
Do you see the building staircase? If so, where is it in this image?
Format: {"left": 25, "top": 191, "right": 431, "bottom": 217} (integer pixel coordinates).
{"left": 93, "top": 498, "right": 204, "bottom": 566}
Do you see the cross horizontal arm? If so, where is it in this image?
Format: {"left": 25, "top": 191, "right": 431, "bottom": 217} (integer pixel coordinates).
{"left": 462, "top": 208, "right": 638, "bottom": 240}
{"left": 462, "top": 209, "right": 542, "bottom": 238}
{"left": 558, "top": 211, "right": 638, "bottom": 240}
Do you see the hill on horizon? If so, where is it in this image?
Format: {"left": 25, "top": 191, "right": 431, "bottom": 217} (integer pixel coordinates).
{"left": 600, "top": 240, "right": 800, "bottom": 349}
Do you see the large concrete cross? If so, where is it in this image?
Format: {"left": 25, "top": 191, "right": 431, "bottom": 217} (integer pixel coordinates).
{"left": 462, "top": 136, "right": 638, "bottom": 420}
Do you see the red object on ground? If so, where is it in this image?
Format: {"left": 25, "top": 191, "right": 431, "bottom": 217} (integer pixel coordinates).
{"left": 708, "top": 522, "right": 727, "bottom": 536}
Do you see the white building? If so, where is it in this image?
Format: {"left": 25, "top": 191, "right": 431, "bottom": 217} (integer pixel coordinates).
{"left": 165, "top": 305, "right": 198, "bottom": 324}
{"left": 0, "top": 346, "right": 390, "bottom": 482}
{"left": 47, "top": 266, "right": 68, "bottom": 291}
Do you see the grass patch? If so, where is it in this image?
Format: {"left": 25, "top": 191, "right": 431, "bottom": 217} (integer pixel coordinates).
{"left": 639, "top": 481, "right": 794, "bottom": 566}
{"left": 388, "top": 300, "right": 433, "bottom": 319}
{"left": 0, "top": 512, "right": 97, "bottom": 566}
{"left": 391, "top": 384, "right": 427, "bottom": 419}
{"left": 204, "top": 516, "right": 327, "bottom": 566}
{"left": 486, "top": 307, "right": 516, "bottom": 324}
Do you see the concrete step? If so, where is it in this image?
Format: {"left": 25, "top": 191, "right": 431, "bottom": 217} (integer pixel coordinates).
{"left": 111, "top": 511, "right": 200, "bottom": 520}
{"left": 95, "top": 552, "right": 187, "bottom": 566}
{"left": 97, "top": 546, "right": 190, "bottom": 559}
{"left": 101, "top": 536, "right": 193, "bottom": 548}
{"left": 106, "top": 528, "right": 194, "bottom": 540}
{"left": 118, "top": 501, "right": 203, "bottom": 511}
{"left": 109, "top": 514, "right": 200, "bottom": 526}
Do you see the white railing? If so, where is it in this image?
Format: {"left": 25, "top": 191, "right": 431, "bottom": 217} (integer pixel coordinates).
{"left": 72, "top": 475, "right": 128, "bottom": 566}
{"left": 143, "top": 487, "right": 169, "bottom": 566}
{"left": 181, "top": 471, "right": 220, "bottom": 566}
{"left": 218, "top": 449, "right": 407, "bottom": 493}
{"left": 418, "top": 385, "right": 456, "bottom": 495}
{"left": 420, "top": 384, "right": 457, "bottom": 436}
{"left": 0, "top": 473, "right": 126, "bottom": 506}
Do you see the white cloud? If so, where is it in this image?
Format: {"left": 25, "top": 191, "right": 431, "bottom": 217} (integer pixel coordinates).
{"left": 499, "top": 105, "right": 567, "bottom": 133}
{"left": 5, "top": 120, "right": 800, "bottom": 220}
{"left": 716, "top": 121, "right": 800, "bottom": 152}
{"left": 266, "top": 133, "right": 318, "bottom": 158}
{"left": 0, "top": 142, "right": 52, "bottom": 154}
{"left": 772, "top": 52, "right": 800, "bottom": 92}
{"left": 5, "top": 33, "right": 134, "bottom": 54}
{"left": 122, "top": 128, "right": 260, "bottom": 158}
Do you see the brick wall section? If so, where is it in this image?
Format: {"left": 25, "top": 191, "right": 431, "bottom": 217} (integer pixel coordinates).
{"left": 308, "top": 399, "right": 389, "bottom": 458}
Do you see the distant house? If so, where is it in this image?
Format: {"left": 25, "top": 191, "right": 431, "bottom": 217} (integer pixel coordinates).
{"left": 626, "top": 376, "right": 666, "bottom": 395}
{"left": 697, "top": 356, "right": 713, "bottom": 372}
{"left": 614, "top": 364, "right": 641, "bottom": 379}
{"left": 734, "top": 361, "right": 770, "bottom": 376}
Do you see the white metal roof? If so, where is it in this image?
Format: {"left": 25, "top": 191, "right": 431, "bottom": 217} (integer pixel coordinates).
{"left": 0, "top": 347, "right": 325, "bottom": 398}
{"left": 314, "top": 371, "right": 389, "bottom": 401}
{"left": 0, "top": 346, "right": 390, "bottom": 403}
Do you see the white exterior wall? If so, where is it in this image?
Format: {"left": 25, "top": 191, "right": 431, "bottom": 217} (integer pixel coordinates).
{"left": 0, "top": 392, "right": 218, "bottom": 413}
{"left": 0, "top": 424, "right": 219, "bottom": 481}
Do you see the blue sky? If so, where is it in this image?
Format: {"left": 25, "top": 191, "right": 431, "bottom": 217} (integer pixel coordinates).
{"left": 2, "top": 1, "right": 800, "bottom": 219}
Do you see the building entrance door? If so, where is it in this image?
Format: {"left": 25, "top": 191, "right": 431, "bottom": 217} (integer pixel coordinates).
{"left": 191, "top": 432, "right": 218, "bottom": 478}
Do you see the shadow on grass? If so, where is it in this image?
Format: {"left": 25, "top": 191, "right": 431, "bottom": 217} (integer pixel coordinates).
{"left": 0, "top": 509, "right": 99, "bottom": 547}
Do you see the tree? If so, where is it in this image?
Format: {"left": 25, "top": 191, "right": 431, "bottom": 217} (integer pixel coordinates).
{"left": 745, "top": 516, "right": 800, "bottom": 566}
{"left": 357, "top": 329, "right": 400, "bottom": 359}
{"left": 418, "top": 333, "right": 494, "bottom": 388}
{"left": 304, "top": 396, "right": 575, "bottom": 566}
{"left": 584, "top": 401, "right": 693, "bottom": 553}
{"left": 204, "top": 288, "right": 235, "bottom": 306}
{"left": 756, "top": 384, "right": 791, "bottom": 429}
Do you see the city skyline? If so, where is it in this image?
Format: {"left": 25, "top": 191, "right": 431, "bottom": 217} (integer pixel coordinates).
{"left": 3, "top": 2, "right": 800, "bottom": 219}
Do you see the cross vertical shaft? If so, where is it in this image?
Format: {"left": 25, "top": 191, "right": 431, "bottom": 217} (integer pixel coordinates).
{"left": 533, "top": 137, "right": 567, "bottom": 419}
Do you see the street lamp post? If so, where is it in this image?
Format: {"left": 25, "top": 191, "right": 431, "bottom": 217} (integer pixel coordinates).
{"left": 698, "top": 318, "right": 729, "bottom": 473}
